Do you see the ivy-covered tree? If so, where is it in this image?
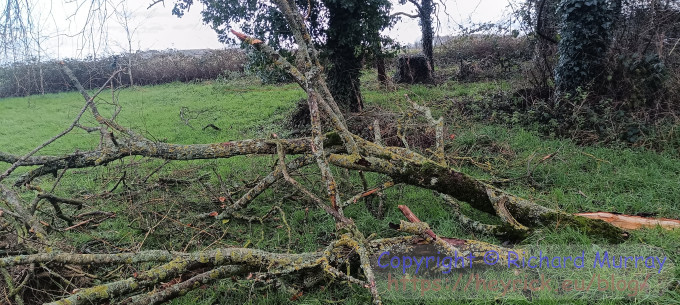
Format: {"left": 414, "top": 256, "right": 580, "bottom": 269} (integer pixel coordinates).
{"left": 170, "top": 0, "right": 392, "bottom": 112}
{"left": 554, "top": 0, "right": 621, "bottom": 95}
{"left": 323, "top": 0, "right": 392, "bottom": 112}
{"left": 393, "top": 0, "right": 437, "bottom": 71}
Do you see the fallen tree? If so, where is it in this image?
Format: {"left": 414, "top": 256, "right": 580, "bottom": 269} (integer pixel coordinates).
{"left": 0, "top": 1, "right": 626, "bottom": 304}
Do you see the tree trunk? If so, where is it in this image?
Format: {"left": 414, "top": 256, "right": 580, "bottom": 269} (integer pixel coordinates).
{"left": 554, "top": 0, "right": 617, "bottom": 95}
{"left": 326, "top": 52, "right": 364, "bottom": 112}
{"left": 376, "top": 56, "right": 388, "bottom": 87}
{"left": 420, "top": 0, "right": 435, "bottom": 72}
{"left": 128, "top": 52, "right": 134, "bottom": 86}
{"left": 324, "top": 0, "right": 364, "bottom": 112}
{"left": 394, "top": 54, "right": 433, "bottom": 84}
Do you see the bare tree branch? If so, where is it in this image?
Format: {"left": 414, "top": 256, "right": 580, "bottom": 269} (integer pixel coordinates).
{"left": 391, "top": 11, "right": 420, "bottom": 18}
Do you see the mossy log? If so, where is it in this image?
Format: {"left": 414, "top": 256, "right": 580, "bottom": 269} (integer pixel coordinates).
{"left": 327, "top": 148, "right": 625, "bottom": 242}
{"left": 1, "top": 132, "right": 626, "bottom": 242}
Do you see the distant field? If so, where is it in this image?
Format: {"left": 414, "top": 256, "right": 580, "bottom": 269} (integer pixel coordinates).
{"left": 1, "top": 76, "right": 679, "bottom": 304}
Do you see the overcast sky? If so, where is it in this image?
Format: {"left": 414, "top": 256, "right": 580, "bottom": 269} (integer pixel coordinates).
{"left": 17, "top": 0, "right": 513, "bottom": 61}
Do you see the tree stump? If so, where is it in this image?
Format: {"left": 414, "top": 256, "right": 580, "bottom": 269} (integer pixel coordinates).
{"left": 394, "top": 54, "right": 433, "bottom": 84}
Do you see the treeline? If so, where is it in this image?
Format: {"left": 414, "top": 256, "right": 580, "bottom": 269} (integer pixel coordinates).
{"left": 0, "top": 49, "right": 246, "bottom": 98}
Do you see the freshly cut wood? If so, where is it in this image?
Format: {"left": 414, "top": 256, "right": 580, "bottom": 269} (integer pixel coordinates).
{"left": 575, "top": 212, "right": 680, "bottom": 230}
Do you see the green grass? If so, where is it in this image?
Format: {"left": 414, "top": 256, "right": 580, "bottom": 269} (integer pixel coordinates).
{"left": 0, "top": 80, "right": 304, "bottom": 154}
{"left": 1, "top": 75, "right": 679, "bottom": 304}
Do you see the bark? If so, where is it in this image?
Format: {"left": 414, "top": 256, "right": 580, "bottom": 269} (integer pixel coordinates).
{"left": 1, "top": 230, "right": 516, "bottom": 305}
{"left": 323, "top": 0, "right": 364, "bottom": 112}
{"left": 376, "top": 56, "right": 389, "bottom": 87}
{"left": 394, "top": 54, "right": 433, "bottom": 84}
{"left": 420, "top": 0, "right": 435, "bottom": 72}
{"left": 325, "top": 141, "right": 625, "bottom": 242}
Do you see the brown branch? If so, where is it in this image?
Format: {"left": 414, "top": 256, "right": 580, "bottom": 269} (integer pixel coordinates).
{"left": 0, "top": 136, "right": 327, "bottom": 186}
{"left": 0, "top": 98, "right": 89, "bottom": 184}
{"left": 439, "top": 193, "right": 506, "bottom": 235}
{"left": 397, "top": 205, "right": 437, "bottom": 239}
{"left": 229, "top": 9, "right": 358, "bottom": 155}
{"left": 0, "top": 184, "right": 48, "bottom": 242}
{"left": 147, "top": 0, "right": 165, "bottom": 9}
{"left": 395, "top": 205, "right": 520, "bottom": 267}
{"left": 36, "top": 193, "right": 85, "bottom": 209}
{"left": 407, "top": 0, "right": 423, "bottom": 12}
{"left": 11, "top": 248, "right": 324, "bottom": 305}
{"left": 340, "top": 181, "right": 395, "bottom": 208}
{"left": 2, "top": 128, "right": 625, "bottom": 242}
{"left": 230, "top": 29, "right": 263, "bottom": 45}
{"left": 0, "top": 67, "right": 123, "bottom": 184}
{"left": 61, "top": 65, "right": 142, "bottom": 138}
{"left": 372, "top": 119, "right": 383, "bottom": 145}
{"left": 2, "top": 128, "right": 625, "bottom": 243}
{"left": 327, "top": 150, "right": 625, "bottom": 242}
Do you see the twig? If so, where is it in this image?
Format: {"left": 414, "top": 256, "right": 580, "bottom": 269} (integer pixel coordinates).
{"left": 109, "top": 171, "right": 127, "bottom": 193}
{"left": 142, "top": 160, "right": 170, "bottom": 183}
{"left": 214, "top": 155, "right": 315, "bottom": 219}
{"left": 340, "top": 181, "right": 395, "bottom": 208}
{"left": 580, "top": 151, "right": 611, "bottom": 164}
{"left": 62, "top": 220, "right": 92, "bottom": 231}
{"left": 276, "top": 142, "right": 350, "bottom": 224}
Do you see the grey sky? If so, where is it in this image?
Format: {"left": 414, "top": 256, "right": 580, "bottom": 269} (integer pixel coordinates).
{"left": 23, "top": 0, "right": 512, "bottom": 61}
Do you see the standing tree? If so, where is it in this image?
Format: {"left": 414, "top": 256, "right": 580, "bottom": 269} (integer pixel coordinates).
{"left": 393, "top": 0, "right": 437, "bottom": 71}
{"left": 323, "top": 0, "right": 392, "bottom": 112}
{"left": 114, "top": 1, "right": 140, "bottom": 86}
{"left": 554, "top": 0, "right": 621, "bottom": 96}
{"left": 1, "top": 0, "right": 54, "bottom": 95}
{"left": 171, "top": 0, "right": 392, "bottom": 112}
{"left": 1, "top": 0, "right": 31, "bottom": 63}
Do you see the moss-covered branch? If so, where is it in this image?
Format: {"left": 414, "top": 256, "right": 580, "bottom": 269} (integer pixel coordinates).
{"left": 326, "top": 146, "right": 626, "bottom": 242}
{"left": 5, "top": 232, "right": 515, "bottom": 305}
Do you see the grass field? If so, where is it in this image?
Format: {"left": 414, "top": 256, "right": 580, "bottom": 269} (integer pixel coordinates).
{"left": 1, "top": 75, "right": 679, "bottom": 304}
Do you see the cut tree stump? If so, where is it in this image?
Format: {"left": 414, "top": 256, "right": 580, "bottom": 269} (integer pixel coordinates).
{"left": 394, "top": 54, "right": 434, "bottom": 84}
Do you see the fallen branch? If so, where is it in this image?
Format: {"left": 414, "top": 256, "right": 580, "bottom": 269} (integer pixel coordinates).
{"left": 0, "top": 2, "right": 633, "bottom": 303}
{"left": 576, "top": 212, "right": 680, "bottom": 230}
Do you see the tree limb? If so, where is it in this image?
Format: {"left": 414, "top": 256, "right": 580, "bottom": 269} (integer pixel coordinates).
{"left": 390, "top": 11, "right": 420, "bottom": 18}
